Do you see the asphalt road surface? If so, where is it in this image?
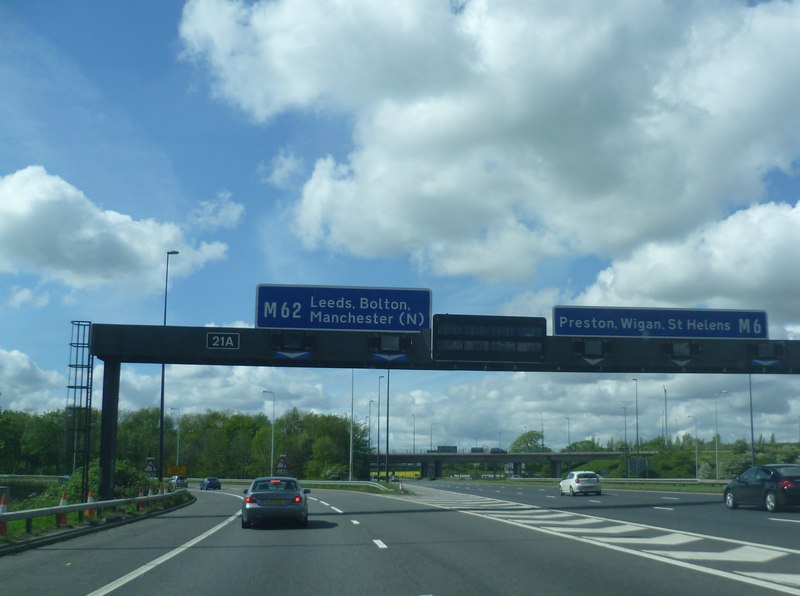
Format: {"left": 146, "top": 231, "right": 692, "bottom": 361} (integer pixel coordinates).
{"left": 1, "top": 480, "right": 799, "bottom": 595}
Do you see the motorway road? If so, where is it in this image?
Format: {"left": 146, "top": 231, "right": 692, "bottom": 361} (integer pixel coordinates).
{"left": 1, "top": 481, "right": 799, "bottom": 595}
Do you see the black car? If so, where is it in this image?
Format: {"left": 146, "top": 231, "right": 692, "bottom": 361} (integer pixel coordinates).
{"left": 200, "top": 476, "right": 222, "bottom": 490}
{"left": 724, "top": 464, "right": 800, "bottom": 512}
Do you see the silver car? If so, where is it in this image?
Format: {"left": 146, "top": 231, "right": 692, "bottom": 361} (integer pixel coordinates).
{"left": 241, "top": 476, "right": 310, "bottom": 528}
{"left": 559, "top": 470, "right": 602, "bottom": 496}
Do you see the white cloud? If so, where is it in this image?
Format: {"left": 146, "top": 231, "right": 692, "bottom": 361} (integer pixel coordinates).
{"left": 0, "top": 165, "right": 229, "bottom": 292}
{"left": 0, "top": 348, "right": 65, "bottom": 411}
{"left": 187, "top": 190, "right": 245, "bottom": 230}
{"left": 6, "top": 286, "right": 49, "bottom": 309}
{"left": 575, "top": 201, "right": 800, "bottom": 334}
{"left": 260, "top": 149, "right": 304, "bottom": 188}
{"left": 180, "top": 0, "right": 800, "bottom": 287}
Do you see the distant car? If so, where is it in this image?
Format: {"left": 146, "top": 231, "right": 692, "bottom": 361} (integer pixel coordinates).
{"left": 559, "top": 470, "right": 602, "bottom": 496}
{"left": 241, "top": 476, "right": 310, "bottom": 528}
{"left": 200, "top": 476, "right": 221, "bottom": 490}
{"left": 724, "top": 464, "right": 800, "bottom": 512}
{"left": 169, "top": 475, "right": 188, "bottom": 489}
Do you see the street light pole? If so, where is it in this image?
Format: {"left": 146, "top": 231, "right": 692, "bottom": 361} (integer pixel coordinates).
{"left": 376, "top": 376, "right": 383, "bottom": 479}
{"left": 622, "top": 406, "right": 628, "bottom": 478}
{"left": 412, "top": 413, "right": 416, "bottom": 454}
{"left": 539, "top": 412, "right": 544, "bottom": 451}
{"left": 385, "top": 370, "right": 390, "bottom": 482}
{"left": 430, "top": 422, "right": 435, "bottom": 451}
{"left": 158, "top": 250, "right": 179, "bottom": 483}
{"left": 565, "top": 416, "right": 571, "bottom": 452}
{"left": 688, "top": 415, "right": 698, "bottom": 479}
{"left": 262, "top": 390, "right": 275, "bottom": 474}
{"left": 632, "top": 378, "right": 639, "bottom": 478}
{"left": 169, "top": 407, "right": 181, "bottom": 467}
{"left": 663, "top": 385, "right": 668, "bottom": 446}
{"left": 714, "top": 390, "right": 726, "bottom": 480}
{"left": 368, "top": 400, "right": 374, "bottom": 455}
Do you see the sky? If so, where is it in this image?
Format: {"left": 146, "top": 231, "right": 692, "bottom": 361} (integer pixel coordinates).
{"left": 1, "top": 0, "right": 800, "bottom": 455}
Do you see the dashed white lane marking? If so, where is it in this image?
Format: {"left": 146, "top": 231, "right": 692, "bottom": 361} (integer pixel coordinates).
{"left": 373, "top": 539, "right": 388, "bottom": 549}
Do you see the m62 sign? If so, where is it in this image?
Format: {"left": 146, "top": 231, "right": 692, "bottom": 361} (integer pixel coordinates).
{"left": 256, "top": 285, "right": 432, "bottom": 332}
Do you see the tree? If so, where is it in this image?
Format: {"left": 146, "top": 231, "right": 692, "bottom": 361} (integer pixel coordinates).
{"left": 509, "top": 430, "right": 546, "bottom": 453}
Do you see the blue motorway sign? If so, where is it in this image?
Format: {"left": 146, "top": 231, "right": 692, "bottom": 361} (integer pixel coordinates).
{"left": 553, "top": 305, "right": 768, "bottom": 339}
{"left": 256, "top": 285, "right": 432, "bottom": 332}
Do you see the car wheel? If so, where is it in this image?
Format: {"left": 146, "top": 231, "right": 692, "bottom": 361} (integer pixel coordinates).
{"left": 596, "top": 491, "right": 601, "bottom": 496}
{"left": 724, "top": 490, "right": 738, "bottom": 509}
{"left": 569, "top": 487, "right": 575, "bottom": 496}
{"left": 241, "top": 517, "right": 249, "bottom": 528}
{"left": 764, "top": 491, "right": 778, "bottom": 512}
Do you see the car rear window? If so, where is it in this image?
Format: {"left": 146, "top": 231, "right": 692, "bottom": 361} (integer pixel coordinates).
{"left": 774, "top": 465, "right": 800, "bottom": 477}
{"left": 578, "top": 473, "right": 598, "bottom": 479}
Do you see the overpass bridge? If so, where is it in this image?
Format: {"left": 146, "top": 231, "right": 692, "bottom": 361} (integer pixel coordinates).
{"left": 379, "top": 451, "right": 657, "bottom": 479}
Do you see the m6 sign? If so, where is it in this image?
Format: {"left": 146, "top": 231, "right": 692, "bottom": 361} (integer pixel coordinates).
{"left": 553, "top": 306, "right": 768, "bottom": 339}
{"left": 256, "top": 284, "right": 432, "bottom": 332}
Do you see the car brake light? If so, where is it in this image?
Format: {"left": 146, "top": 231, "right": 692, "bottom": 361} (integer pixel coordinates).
{"left": 293, "top": 496, "right": 302, "bottom": 503}
{"left": 245, "top": 496, "right": 257, "bottom": 503}
{"left": 575, "top": 478, "right": 580, "bottom": 484}
{"left": 778, "top": 480, "right": 795, "bottom": 490}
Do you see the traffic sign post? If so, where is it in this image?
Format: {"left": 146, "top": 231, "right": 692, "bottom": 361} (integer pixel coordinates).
{"left": 256, "top": 285, "right": 432, "bottom": 332}
{"left": 553, "top": 306, "right": 768, "bottom": 340}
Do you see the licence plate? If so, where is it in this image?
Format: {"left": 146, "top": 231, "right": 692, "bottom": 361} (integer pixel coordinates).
{"left": 264, "top": 499, "right": 284, "bottom": 505}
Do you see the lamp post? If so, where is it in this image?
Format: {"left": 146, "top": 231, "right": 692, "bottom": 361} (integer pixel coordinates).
{"left": 748, "top": 375, "right": 756, "bottom": 466}
{"left": 158, "top": 249, "right": 179, "bottom": 482}
{"left": 632, "top": 378, "right": 639, "bottom": 478}
{"left": 622, "top": 406, "right": 628, "bottom": 478}
{"left": 430, "top": 422, "right": 435, "bottom": 451}
{"left": 169, "top": 407, "right": 181, "bottom": 467}
{"left": 376, "top": 376, "right": 383, "bottom": 479}
{"left": 412, "top": 413, "right": 416, "bottom": 454}
{"left": 714, "top": 390, "right": 727, "bottom": 480}
{"left": 368, "top": 399, "right": 374, "bottom": 455}
{"left": 385, "top": 370, "right": 390, "bottom": 483}
{"left": 262, "top": 390, "right": 275, "bottom": 474}
{"left": 663, "top": 385, "right": 668, "bottom": 446}
{"left": 688, "top": 415, "right": 698, "bottom": 479}
{"left": 565, "top": 417, "right": 571, "bottom": 452}
{"left": 539, "top": 412, "right": 544, "bottom": 451}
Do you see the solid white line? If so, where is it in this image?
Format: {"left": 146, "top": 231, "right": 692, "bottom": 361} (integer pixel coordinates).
{"left": 771, "top": 518, "right": 800, "bottom": 525}
{"left": 373, "top": 539, "right": 388, "bottom": 549}
{"left": 87, "top": 512, "right": 240, "bottom": 595}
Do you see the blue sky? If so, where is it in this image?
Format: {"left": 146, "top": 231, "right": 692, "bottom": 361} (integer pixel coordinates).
{"left": 2, "top": 0, "right": 800, "bottom": 454}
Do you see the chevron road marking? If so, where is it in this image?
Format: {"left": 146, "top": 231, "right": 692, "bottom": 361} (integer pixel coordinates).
{"left": 645, "top": 545, "right": 787, "bottom": 563}
{"left": 394, "top": 487, "right": 800, "bottom": 594}
{"left": 543, "top": 523, "right": 646, "bottom": 535}
{"left": 738, "top": 573, "right": 800, "bottom": 588}
{"left": 595, "top": 533, "right": 701, "bottom": 546}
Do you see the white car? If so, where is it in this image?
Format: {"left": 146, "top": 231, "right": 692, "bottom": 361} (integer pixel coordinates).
{"left": 559, "top": 470, "right": 602, "bottom": 496}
